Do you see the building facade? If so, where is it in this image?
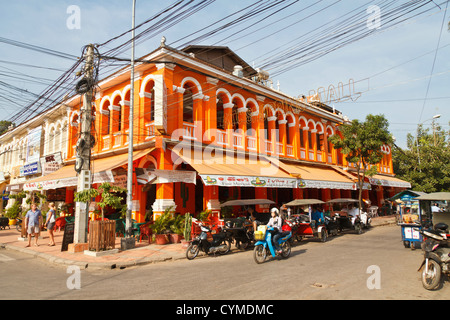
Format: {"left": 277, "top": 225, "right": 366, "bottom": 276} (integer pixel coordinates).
{"left": 0, "top": 43, "right": 411, "bottom": 220}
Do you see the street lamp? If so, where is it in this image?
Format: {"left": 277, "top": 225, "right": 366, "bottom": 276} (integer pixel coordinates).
{"left": 417, "top": 114, "right": 441, "bottom": 171}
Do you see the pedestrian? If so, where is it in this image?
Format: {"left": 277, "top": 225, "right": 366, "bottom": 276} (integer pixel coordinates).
{"left": 25, "top": 203, "right": 42, "bottom": 247}
{"left": 45, "top": 202, "right": 56, "bottom": 246}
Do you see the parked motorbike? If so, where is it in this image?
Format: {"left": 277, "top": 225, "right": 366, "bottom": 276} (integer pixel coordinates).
{"left": 418, "top": 223, "right": 450, "bottom": 290}
{"left": 253, "top": 226, "right": 292, "bottom": 264}
{"left": 186, "top": 222, "right": 232, "bottom": 260}
{"left": 224, "top": 219, "right": 254, "bottom": 250}
{"left": 359, "top": 211, "right": 371, "bottom": 229}
{"left": 16, "top": 218, "right": 22, "bottom": 232}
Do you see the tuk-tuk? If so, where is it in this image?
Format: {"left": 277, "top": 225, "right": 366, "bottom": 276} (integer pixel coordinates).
{"left": 414, "top": 192, "right": 450, "bottom": 228}
{"left": 285, "top": 199, "right": 336, "bottom": 242}
{"left": 389, "top": 190, "right": 427, "bottom": 249}
{"left": 327, "top": 198, "right": 367, "bottom": 234}
{"left": 220, "top": 199, "right": 275, "bottom": 250}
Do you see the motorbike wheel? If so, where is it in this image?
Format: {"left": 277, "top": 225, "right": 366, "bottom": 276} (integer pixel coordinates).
{"left": 355, "top": 223, "right": 363, "bottom": 235}
{"left": 253, "top": 245, "right": 266, "bottom": 264}
{"left": 219, "top": 240, "right": 232, "bottom": 255}
{"left": 186, "top": 243, "right": 200, "bottom": 260}
{"left": 422, "top": 259, "right": 441, "bottom": 290}
{"left": 280, "top": 241, "right": 291, "bottom": 259}
{"left": 16, "top": 223, "right": 22, "bottom": 232}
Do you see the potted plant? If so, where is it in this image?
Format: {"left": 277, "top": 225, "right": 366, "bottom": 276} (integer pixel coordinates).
{"left": 5, "top": 201, "right": 21, "bottom": 225}
{"left": 169, "top": 214, "right": 184, "bottom": 243}
{"left": 181, "top": 213, "right": 192, "bottom": 249}
{"left": 150, "top": 207, "right": 173, "bottom": 245}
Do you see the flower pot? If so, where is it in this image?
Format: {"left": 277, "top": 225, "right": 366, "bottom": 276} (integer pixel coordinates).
{"left": 154, "top": 234, "right": 168, "bottom": 245}
{"left": 169, "top": 233, "right": 183, "bottom": 243}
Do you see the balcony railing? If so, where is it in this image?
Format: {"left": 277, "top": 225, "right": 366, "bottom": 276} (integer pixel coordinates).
{"left": 183, "top": 122, "right": 196, "bottom": 140}
{"left": 247, "top": 136, "right": 257, "bottom": 151}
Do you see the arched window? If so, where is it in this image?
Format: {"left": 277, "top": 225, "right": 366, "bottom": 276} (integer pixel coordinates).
{"left": 183, "top": 86, "right": 194, "bottom": 123}
{"left": 123, "top": 91, "right": 130, "bottom": 131}
{"left": 144, "top": 80, "right": 155, "bottom": 123}
{"left": 263, "top": 109, "right": 270, "bottom": 140}
{"left": 216, "top": 95, "right": 225, "bottom": 130}
{"left": 231, "top": 98, "right": 240, "bottom": 131}
{"left": 101, "top": 100, "right": 111, "bottom": 135}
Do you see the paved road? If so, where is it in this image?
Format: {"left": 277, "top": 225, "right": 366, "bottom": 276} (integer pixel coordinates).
{"left": 0, "top": 225, "right": 448, "bottom": 300}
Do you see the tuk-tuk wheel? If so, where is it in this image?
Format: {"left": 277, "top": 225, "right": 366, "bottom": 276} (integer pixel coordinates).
{"left": 320, "top": 229, "right": 328, "bottom": 242}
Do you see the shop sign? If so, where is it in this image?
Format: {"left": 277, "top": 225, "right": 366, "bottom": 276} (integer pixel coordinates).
{"left": 20, "top": 161, "right": 41, "bottom": 176}
{"left": 26, "top": 126, "right": 42, "bottom": 164}
{"left": 136, "top": 169, "right": 196, "bottom": 185}
{"left": 200, "top": 175, "right": 297, "bottom": 189}
{"left": 23, "top": 170, "right": 114, "bottom": 191}
{"left": 40, "top": 152, "right": 63, "bottom": 176}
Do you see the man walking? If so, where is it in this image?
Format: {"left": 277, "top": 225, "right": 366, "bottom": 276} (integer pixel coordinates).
{"left": 25, "top": 203, "right": 42, "bottom": 247}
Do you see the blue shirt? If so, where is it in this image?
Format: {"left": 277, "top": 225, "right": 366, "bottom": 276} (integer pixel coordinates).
{"left": 26, "top": 209, "right": 42, "bottom": 227}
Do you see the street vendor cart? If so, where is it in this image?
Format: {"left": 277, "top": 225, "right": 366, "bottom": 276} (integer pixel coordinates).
{"left": 389, "top": 190, "right": 427, "bottom": 249}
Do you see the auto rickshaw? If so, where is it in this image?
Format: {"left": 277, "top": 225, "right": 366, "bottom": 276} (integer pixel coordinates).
{"left": 285, "top": 199, "right": 337, "bottom": 242}
{"left": 220, "top": 199, "right": 275, "bottom": 250}
{"left": 327, "top": 198, "right": 367, "bottom": 234}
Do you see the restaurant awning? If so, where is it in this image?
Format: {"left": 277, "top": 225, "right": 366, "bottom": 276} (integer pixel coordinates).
{"left": 367, "top": 174, "right": 411, "bottom": 188}
{"left": 23, "top": 148, "right": 154, "bottom": 191}
{"left": 171, "top": 147, "right": 297, "bottom": 188}
{"left": 278, "top": 161, "right": 357, "bottom": 190}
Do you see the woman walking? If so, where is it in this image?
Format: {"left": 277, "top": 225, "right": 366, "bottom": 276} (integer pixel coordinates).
{"left": 45, "top": 202, "right": 56, "bottom": 246}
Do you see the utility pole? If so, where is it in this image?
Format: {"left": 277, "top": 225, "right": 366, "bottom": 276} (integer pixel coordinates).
{"left": 124, "top": 0, "right": 136, "bottom": 249}
{"left": 74, "top": 44, "right": 95, "bottom": 244}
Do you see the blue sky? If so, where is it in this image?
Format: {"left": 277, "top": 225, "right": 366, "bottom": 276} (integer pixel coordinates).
{"left": 1, "top": 0, "right": 449, "bottom": 149}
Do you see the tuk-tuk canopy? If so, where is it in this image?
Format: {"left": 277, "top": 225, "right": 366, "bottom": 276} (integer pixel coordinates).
{"left": 220, "top": 199, "right": 275, "bottom": 207}
{"left": 285, "top": 199, "right": 324, "bottom": 207}
{"left": 327, "top": 198, "right": 359, "bottom": 204}
{"left": 414, "top": 192, "right": 450, "bottom": 201}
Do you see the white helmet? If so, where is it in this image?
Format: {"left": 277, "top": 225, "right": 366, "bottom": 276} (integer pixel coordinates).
{"left": 271, "top": 207, "right": 279, "bottom": 215}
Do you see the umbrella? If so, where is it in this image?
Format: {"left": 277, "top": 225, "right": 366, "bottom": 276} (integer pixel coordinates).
{"left": 285, "top": 199, "right": 324, "bottom": 206}
{"left": 220, "top": 199, "right": 275, "bottom": 207}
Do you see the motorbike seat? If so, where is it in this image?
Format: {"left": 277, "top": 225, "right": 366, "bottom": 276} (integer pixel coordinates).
{"left": 435, "top": 223, "right": 448, "bottom": 233}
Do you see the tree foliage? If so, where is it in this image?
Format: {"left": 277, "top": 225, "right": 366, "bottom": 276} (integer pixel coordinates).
{"left": 393, "top": 122, "right": 450, "bottom": 192}
{"left": 328, "top": 114, "right": 394, "bottom": 209}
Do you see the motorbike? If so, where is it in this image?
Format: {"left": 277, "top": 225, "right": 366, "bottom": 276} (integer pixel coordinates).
{"left": 253, "top": 226, "right": 292, "bottom": 264}
{"left": 334, "top": 212, "right": 364, "bottom": 234}
{"left": 16, "top": 218, "right": 22, "bottom": 232}
{"left": 224, "top": 218, "right": 254, "bottom": 250}
{"left": 186, "top": 221, "right": 232, "bottom": 260}
{"left": 418, "top": 223, "right": 450, "bottom": 290}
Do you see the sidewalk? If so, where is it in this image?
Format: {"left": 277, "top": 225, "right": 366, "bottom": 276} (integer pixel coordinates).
{"left": 0, "top": 215, "right": 397, "bottom": 269}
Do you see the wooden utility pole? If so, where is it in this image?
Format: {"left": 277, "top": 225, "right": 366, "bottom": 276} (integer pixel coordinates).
{"left": 74, "top": 44, "right": 95, "bottom": 244}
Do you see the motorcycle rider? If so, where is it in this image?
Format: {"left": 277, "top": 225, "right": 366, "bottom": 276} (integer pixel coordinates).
{"left": 267, "top": 207, "right": 284, "bottom": 255}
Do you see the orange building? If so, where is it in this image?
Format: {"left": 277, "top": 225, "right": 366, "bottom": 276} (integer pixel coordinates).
{"left": 21, "top": 43, "right": 410, "bottom": 222}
